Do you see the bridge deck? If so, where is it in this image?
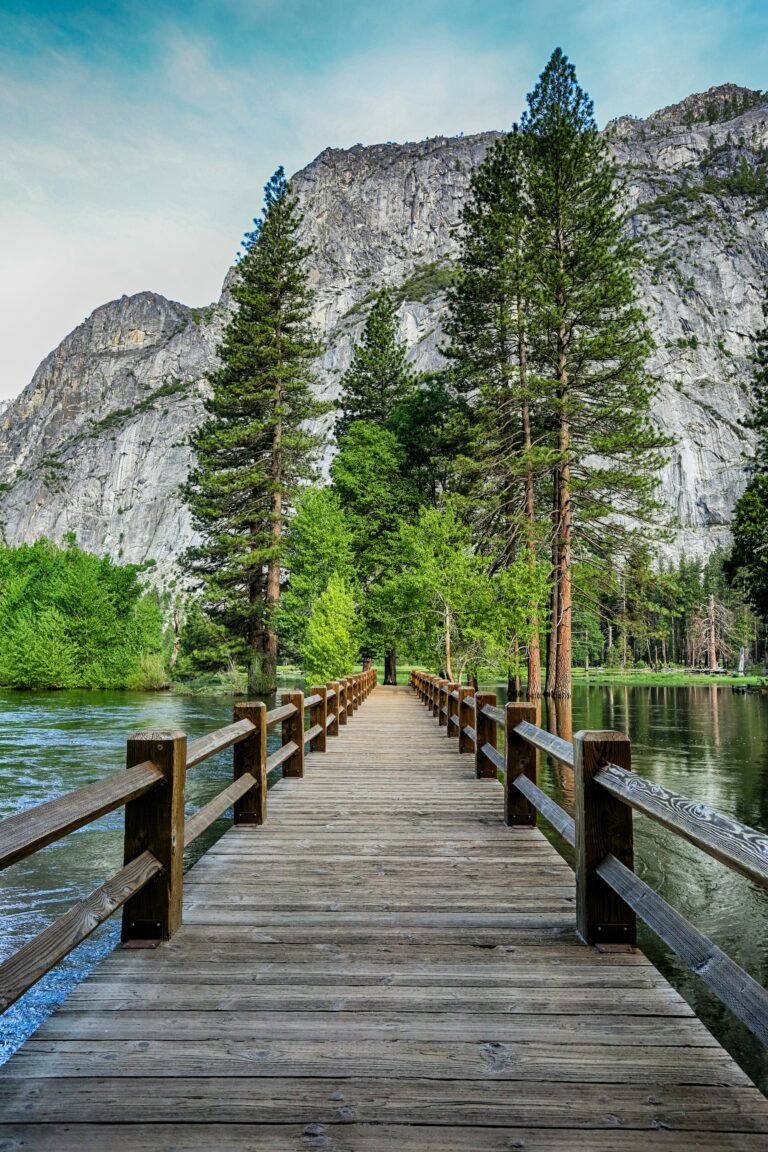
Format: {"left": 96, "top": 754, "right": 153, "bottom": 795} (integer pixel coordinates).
{"left": 1, "top": 684, "right": 767, "bottom": 1149}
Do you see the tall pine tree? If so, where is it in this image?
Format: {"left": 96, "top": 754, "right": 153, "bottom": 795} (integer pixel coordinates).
{"left": 335, "top": 288, "right": 415, "bottom": 440}
{"left": 183, "top": 168, "right": 325, "bottom": 693}
{"left": 446, "top": 131, "right": 548, "bottom": 697}
{"left": 521, "top": 49, "right": 665, "bottom": 697}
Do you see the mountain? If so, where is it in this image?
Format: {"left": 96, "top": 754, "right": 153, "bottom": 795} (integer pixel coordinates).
{"left": 1, "top": 84, "right": 767, "bottom": 580}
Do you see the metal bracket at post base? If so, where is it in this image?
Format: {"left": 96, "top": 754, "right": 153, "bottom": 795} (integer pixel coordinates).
{"left": 120, "top": 920, "right": 163, "bottom": 948}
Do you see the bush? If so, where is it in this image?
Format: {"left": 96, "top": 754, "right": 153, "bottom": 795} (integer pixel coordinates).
{"left": 300, "top": 575, "right": 359, "bottom": 681}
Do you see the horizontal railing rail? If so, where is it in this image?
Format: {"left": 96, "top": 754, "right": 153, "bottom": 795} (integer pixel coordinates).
{"left": 0, "top": 666, "right": 376, "bottom": 1014}
{"left": 409, "top": 667, "right": 768, "bottom": 1047}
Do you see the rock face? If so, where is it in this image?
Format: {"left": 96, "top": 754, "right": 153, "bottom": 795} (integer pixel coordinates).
{"left": 1, "top": 86, "right": 767, "bottom": 579}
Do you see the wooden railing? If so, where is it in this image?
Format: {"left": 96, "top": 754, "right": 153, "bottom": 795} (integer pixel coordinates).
{"left": 410, "top": 668, "right": 768, "bottom": 1046}
{"left": 0, "top": 668, "right": 376, "bottom": 1013}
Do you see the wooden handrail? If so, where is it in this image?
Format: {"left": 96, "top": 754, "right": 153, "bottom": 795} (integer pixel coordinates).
{"left": 595, "top": 761, "right": 768, "bottom": 890}
{"left": 0, "top": 849, "right": 163, "bottom": 1013}
{"left": 410, "top": 669, "right": 768, "bottom": 1047}
{"left": 0, "top": 665, "right": 377, "bottom": 1013}
{"left": 186, "top": 718, "right": 255, "bottom": 768}
{"left": 0, "top": 760, "right": 164, "bottom": 871}
{"left": 265, "top": 702, "right": 297, "bottom": 725}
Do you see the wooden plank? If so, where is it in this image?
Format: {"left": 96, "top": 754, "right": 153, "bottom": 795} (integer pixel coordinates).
{"left": 0, "top": 851, "right": 161, "bottom": 1012}
{"left": 265, "top": 702, "right": 296, "bottom": 725}
{"left": 37, "top": 1009, "right": 715, "bottom": 1046}
{"left": 0, "top": 761, "right": 163, "bottom": 871}
{"left": 514, "top": 774, "right": 576, "bottom": 845}
{"left": 599, "top": 852, "right": 768, "bottom": 1046}
{"left": 185, "top": 718, "right": 254, "bottom": 769}
{"left": 183, "top": 774, "right": 256, "bottom": 848}
{"left": 1, "top": 1078, "right": 766, "bottom": 1130}
{"left": 1, "top": 1125, "right": 764, "bottom": 1151}
{"left": 265, "top": 741, "right": 298, "bottom": 774}
{"left": 7, "top": 1039, "right": 749, "bottom": 1085}
{"left": 596, "top": 761, "right": 768, "bottom": 890}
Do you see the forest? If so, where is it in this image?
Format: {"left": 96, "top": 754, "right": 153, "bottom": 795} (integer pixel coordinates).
{"left": 2, "top": 50, "right": 767, "bottom": 695}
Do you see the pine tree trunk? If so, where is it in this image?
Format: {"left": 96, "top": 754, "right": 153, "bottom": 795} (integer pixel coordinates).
{"left": 545, "top": 470, "right": 560, "bottom": 696}
{"left": 384, "top": 649, "right": 397, "bottom": 685}
{"left": 262, "top": 387, "right": 283, "bottom": 695}
{"left": 553, "top": 337, "right": 572, "bottom": 699}
{"left": 708, "top": 593, "right": 717, "bottom": 670}
{"left": 517, "top": 307, "right": 541, "bottom": 700}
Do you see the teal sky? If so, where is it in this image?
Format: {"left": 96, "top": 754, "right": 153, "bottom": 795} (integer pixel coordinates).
{"left": 1, "top": 0, "right": 766, "bottom": 398}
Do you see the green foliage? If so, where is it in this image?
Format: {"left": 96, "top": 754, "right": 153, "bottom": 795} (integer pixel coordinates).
{"left": 377, "top": 505, "right": 547, "bottom": 681}
{"left": 335, "top": 289, "right": 416, "bottom": 440}
{"left": 278, "top": 487, "right": 357, "bottom": 661}
{"left": 726, "top": 474, "right": 768, "bottom": 619}
{"left": 299, "top": 574, "right": 359, "bottom": 681}
{"left": 0, "top": 539, "right": 167, "bottom": 689}
{"left": 386, "top": 373, "right": 470, "bottom": 502}
{"left": 393, "top": 263, "right": 455, "bottom": 305}
{"left": 183, "top": 168, "right": 327, "bottom": 688}
{"left": 330, "top": 422, "right": 419, "bottom": 586}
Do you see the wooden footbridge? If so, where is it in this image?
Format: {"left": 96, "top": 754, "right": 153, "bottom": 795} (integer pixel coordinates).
{"left": 2, "top": 670, "right": 768, "bottom": 1148}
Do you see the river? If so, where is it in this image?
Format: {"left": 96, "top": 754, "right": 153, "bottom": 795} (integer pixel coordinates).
{"left": 1, "top": 682, "right": 767, "bottom": 1093}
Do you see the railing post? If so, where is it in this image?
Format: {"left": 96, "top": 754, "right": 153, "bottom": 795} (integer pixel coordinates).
{"left": 474, "top": 692, "right": 497, "bottom": 779}
{"left": 233, "top": 701, "right": 267, "bottom": 825}
{"left": 345, "top": 676, "right": 356, "bottom": 719}
{"left": 338, "top": 679, "right": 348, "bottom": 725}
{"left": 505, "top": 702, "right": 537, "bottom": 826}
{"left": 445, "top": 683, "right": 459, "bottom": 737}
{"left": 433, "top": 678, "right": 443, "bottom": 720}
{"left": 458, "top": 687, "right": 474, "bottom": 754}
{"left": 438, "top": 680, "right": 449, "bottom": 727}
{"left": 327, "top": 681, "right": 340, "bottom": 736}
{"left": 281, "top": 691, "right": 305, "bottom": 777}
{"left": 574, "top": 730, "right": 636, "bottom": 947}
{"left": 309, "top": 685, "right": 327, "bottom": 752}
{"left": 121, "top": 730, "right": 186, "bottom": 944}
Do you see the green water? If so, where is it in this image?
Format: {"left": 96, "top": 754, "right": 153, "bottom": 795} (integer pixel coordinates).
{"left": 1, "top": 683, "right": 767, "bottom": 1094}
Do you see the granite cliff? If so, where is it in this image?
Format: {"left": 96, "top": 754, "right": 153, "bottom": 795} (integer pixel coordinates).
{"left": 1, "top": 83, "right": 766, "bottom": 579}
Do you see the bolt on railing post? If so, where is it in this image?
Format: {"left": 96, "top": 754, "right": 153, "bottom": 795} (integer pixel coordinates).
{"left": 233, "top": 701, "right": 267, "bottom": 825}
{"left": 121, "top": 730, "right": 186, "bottom": 945}
{"left": 309, "top": 686, "right": 327, "bottom": 752}
{"left": 281, "top": 690, "right": 305, "bottom": 777}
{"left": 458, "top": 687, "right": 474, "bottom": 754}
{"left": 327, "top": 681, "right": 341, "bottom": 736}
{"left": 504, "top": 702, "right": 537, "bottom": 826}
{"left": 574, "top": 730, "right": 636, "bottom": 947}
{"left": 474, "top": 692, "right": 498, "bottom": 779}
{"left": 445, "top": 683, "right": 459, "bottom": 736}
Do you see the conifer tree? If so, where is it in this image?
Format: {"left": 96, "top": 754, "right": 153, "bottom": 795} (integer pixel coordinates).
{"left": 183, "top": 168, "right": 325, "bottom": 693}
{"left": 335, "top": 288, "right": 415, "bottom": 440}
{"left": 742, "top": 295, "right": 768, "bottom": 473}
{"left": 445, "top": 131, "right": 548, "bottom": 697}
{"left": 520, "top": 49, "right": 665, "bottom": 697}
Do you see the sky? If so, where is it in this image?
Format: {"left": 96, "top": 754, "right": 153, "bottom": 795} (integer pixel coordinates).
{"left": 1, "top": 0, "right": 766, "bottom": 401}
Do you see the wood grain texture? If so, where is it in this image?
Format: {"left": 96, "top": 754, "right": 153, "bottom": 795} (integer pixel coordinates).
{"left": 0, "top": 851, "right": 161, "bottom": 1012}
{"left": 280, "top": 691, "right": 305, "bottom": 777}
{"left": 596, "top": 761, "right": 768, "bottom": 889}
{"left": 185, "top": 718, "right": 254, "bottom": 769}
{"left": 574, "top": 729, "right": 636, "bottom": 947}
{"left": 0, "top": 760, "right": 163, "bottom": 871}
{"left": 1, "top": 683, "right": 764, "bottom": 1149}
{"left": 121, "top": 730, "right": 186, "bottom": 943}
{"left": 232, "top": 701, "right": 267, "bottom": 825}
